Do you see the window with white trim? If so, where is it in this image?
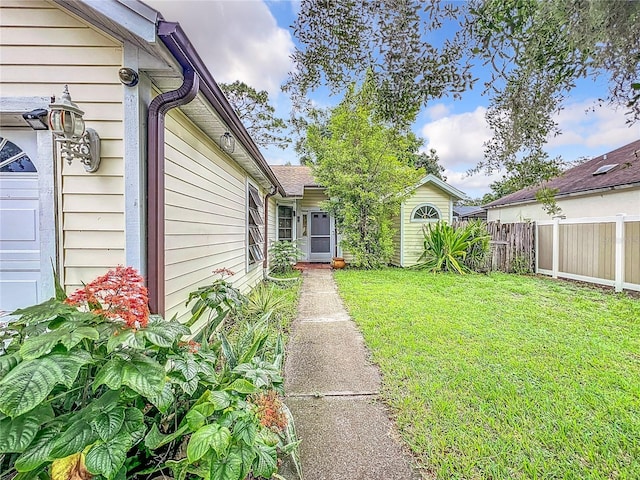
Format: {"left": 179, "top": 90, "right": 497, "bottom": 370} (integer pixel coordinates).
{"left": 411, "top": 204, "right": 441, "bottom": 222}
{"left": 278, "top": 205, "right": 293, "bottom": 241}
{"left": 247, "top": 183, "right": 264, "bottom": 264}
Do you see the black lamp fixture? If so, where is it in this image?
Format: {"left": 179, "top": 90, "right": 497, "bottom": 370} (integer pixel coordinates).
{"left": 48, "top": 85, "right": 101, "bottom": 173}
{"left": 220, "top": 132, "right": 235, "bottom": 154}
{"left": 22, "top": 108, "right": 49, "bottom": 130}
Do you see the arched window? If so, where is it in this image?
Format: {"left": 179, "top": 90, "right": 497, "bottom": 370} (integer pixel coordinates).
{"left": 0, "top": 137, "right": 36, "bottom": 172}
{"left": 411, "top": 203, "right": 441, "bottom": 222}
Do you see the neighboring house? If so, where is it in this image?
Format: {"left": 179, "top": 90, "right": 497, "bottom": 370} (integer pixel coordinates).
{"left": 453, "top": 205, "right": 487, "bottom": 221}
{"left": 0, "top": 0, "right": 284, "bottom": 324}
{"left": 485, "top": 139, "right": 640, "bottom": 222}
{"left": 270, "top": 166, "right": 466, "bottom": 267}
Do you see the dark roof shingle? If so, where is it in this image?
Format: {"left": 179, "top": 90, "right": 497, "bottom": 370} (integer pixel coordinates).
{"left": 485, "top": 139, "right": 640, "bottom": 208}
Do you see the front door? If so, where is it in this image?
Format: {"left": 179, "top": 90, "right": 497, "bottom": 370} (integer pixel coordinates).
{"left": 308, "top": 211, "right": 332, "bottom": 262}
{"left": 0, "top": 131, "right": 40, "bottom": 313}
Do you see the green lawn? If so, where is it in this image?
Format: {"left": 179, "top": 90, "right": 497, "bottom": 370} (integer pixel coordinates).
{"left": 334, "top": 269, "right": 640, "bottom": 479}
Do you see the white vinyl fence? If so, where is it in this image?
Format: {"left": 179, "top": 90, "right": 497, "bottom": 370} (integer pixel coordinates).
{"left": 536, "top": 214, "right": 640, "bottom": 292}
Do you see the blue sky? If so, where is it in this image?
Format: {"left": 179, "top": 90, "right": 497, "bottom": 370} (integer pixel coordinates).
{"left": 146, "top": 0, "right": 639, "bottom": 199}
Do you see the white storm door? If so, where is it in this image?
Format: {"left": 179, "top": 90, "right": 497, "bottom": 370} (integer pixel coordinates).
{"left": 0, "top": 132, "right": 40, "bottom": 313}
{"left": 308, "top": 211, "right": 332, "bottom": 262}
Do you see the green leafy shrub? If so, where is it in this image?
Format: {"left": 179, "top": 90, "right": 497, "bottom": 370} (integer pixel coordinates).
{"left": 0, "top": 267, "right": 301, "bottom": 480}
{"left": 418, "top": 221, "right": 490, "bottom": 273}
{"left": 511, "top": 254, "right": 533, "bottom": 274}
{"left": 269, "top": 241, "right": 304, "bottom": 273}
{"left": 185, "top": 268, "right": 247, "bottom": 341}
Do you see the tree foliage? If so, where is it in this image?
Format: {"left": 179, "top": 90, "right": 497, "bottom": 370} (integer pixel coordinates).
{"left": 305, "top": 75, "right": 422, "bottom": 268}
{"left": 462, "top": 0, "right": 640, "bottom": 178}
{"left": 286, "top": 0, "right": 474, "bottom": 127}
{"left": 413, "top": 148, "right": 446, "bottom": 180}
{"left": 220, "top": 81, "right": 290, "bottom": 149}
{"left": 288, "top": 0, "right": 640, "bottom": 193}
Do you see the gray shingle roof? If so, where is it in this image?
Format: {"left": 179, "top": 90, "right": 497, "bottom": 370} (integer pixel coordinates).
{"left": 484, "top": 139, "right": 640, "bottom": 208}
{"left": 270, "top": 165, "right": 319, "bottom": 197}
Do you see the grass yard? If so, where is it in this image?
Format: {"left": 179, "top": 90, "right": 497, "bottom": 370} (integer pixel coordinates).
{"left": 333, "top": 269, "right": 640, "bottom": 479}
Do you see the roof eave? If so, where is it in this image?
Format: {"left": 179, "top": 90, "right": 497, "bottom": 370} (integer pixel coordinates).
{"left": 486, "top": 181, "right": 640, "bottom": 209}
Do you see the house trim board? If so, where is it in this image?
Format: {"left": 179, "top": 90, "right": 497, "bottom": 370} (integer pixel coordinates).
{"left": 0, "top": 96, "right": 56, "bottom": 302}
{"left": 123, "top": 41, "right": 146, "bottom": 274}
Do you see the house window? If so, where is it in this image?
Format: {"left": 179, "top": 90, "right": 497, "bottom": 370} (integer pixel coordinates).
{"left": 247, "top": 183, "right": 264, "bottom": 264}
{"left": 411, "top": 204, "right": 441, "bottom": 222}
{"left": 278, "top": 205, "right": 293, "bottom": 241}
{"left": 0, "top": 137, "right": 36, "bottom": 172}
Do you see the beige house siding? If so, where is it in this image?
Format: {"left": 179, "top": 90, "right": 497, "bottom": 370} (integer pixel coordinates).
{"left": 400, "top": 184, "right": 451, "bottom": 267}
{"left": 300, "top": 188, "right": 328, "bottom": 209}
{"left": 163, "top": 110, "right": 263, "bottom": 324}
{"left": 487, "top": 188, "right": 640, "bottom": 223}
{"left": 0, "top": 0, "right": 125, "bottom": 291}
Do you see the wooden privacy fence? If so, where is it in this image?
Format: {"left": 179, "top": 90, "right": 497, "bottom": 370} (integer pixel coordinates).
{"left": 536, "top": 215, "right": 640, "bottom": 292}
{"left": 453, "top": 221, "right": 535, "bottom": 272}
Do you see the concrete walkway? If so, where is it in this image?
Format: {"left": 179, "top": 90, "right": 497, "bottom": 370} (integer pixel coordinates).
{"left": 282, "top": 269, "right": 420, "bottom": 480}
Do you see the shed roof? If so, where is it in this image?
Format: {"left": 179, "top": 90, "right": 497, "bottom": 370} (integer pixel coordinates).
{"left": 485, "top": 139, "right": 640, "bottom": 208}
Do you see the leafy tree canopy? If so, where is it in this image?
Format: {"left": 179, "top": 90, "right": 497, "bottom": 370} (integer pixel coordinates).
{"left": 288, "top": 0, "right": 640, "bottom": 192}
{"left": 464, "top": 0, "right": 640, "bottom": 178}
{"left": 220, "top": 81, "right": 290, "bottom": 149}
{"left": 285, "top": 0, "right": 474, "bottom": 128}
{"left": 305, "top": 74, "right": 422, "bottom": 268}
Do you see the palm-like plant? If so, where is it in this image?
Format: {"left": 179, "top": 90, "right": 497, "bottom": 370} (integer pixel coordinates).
{"left": 417, "top": 221, "right": 489, "bottom": 273}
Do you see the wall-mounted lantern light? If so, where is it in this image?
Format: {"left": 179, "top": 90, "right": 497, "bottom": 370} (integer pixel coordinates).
{"left": 22, "top": 108, "right": 49, "bottom": 130}
{"left": 220, "top": 132, "right": 235, "bottom": 154}
{"left": 49, "top": 85, "right": 101, "bottom": 173}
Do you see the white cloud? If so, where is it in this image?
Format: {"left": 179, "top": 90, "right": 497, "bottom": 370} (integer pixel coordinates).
{"left": 443, "top": 169, "right": 504, "bottom": 200}
{"left": 145, "top": 0, "right": 294, "bottom": 96}
{"left": 424, "top": 103, "right": 451, "bottom": 121}
{"left": 420, "top": 106, "right": 491, "bottom": 170}
{"left": 548, "top": 100, "right": 640, "bottom": 151}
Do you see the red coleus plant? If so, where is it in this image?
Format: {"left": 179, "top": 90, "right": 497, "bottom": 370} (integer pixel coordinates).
{"left": 65, "top": 266, "right": 150, "bottom": 328}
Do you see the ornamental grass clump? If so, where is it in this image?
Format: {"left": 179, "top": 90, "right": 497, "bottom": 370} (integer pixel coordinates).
{"left": 418, "top": 220, "right": 490, "bottom": 273}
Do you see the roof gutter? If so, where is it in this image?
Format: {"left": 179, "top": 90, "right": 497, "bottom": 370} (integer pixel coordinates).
{"left": 148, "top": 21, "right": 285, "bottom": 315}
{"left": 157, "top": 21, "right": 284, "bottom": 196}
{"left": 147, "top": 66, "right": 199, "bottom": 315}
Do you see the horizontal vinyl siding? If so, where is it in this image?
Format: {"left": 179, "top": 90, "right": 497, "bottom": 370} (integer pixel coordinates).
{"left": 163, "top": 110, "right": 264, "bottom": 325}
{"left": 300, "top": 189, "right": 328, "bottom": 209}
{"left": 402, "top": 184, "right": 451, "bottom": 267}
{"left": 0, "top": 1, "right": 126, "bottom": 291}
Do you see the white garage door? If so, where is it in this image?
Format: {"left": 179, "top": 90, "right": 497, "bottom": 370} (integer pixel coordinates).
{"left": 0, "top": 131, "right": 40, "bottom": 313}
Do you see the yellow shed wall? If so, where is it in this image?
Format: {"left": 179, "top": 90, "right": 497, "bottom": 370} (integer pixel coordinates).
{"left": 0, "top": 0, "right": 125, "bottom": 290}
{"left": 400, "top": 183, "right": 452, "bottom": 267}
{"left": 163, "top": 110, "right": 264, "bottom": 324}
